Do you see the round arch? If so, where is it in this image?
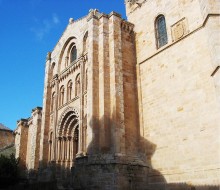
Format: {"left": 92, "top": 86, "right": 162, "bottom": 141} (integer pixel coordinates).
{"left": 56, "top": 107, "right": 80, "bottom": 166}
{"left": 57, "top": 106, "right": 79, "bottom": 135}
{"left": 58, "top": 36, "right": 78, "bottom": 73}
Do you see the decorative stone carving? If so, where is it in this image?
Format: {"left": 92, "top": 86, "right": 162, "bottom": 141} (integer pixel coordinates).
{"left": 171, "top": 18, "right": 188, "bottom": 42}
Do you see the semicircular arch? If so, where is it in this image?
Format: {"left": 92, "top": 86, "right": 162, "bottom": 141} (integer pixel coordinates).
{"left": 58, "top": 36, "right": 78, "bottom": 73}
{"left": 57, "top": 107, "right": 79, "bottom": 136}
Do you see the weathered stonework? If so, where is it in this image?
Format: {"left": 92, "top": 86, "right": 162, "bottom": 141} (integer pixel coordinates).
{"left": 15, "top": 0, "right": 220, "bottom": 189}
{"left": 15, "top": 107, "right": 42, "bottom": 172}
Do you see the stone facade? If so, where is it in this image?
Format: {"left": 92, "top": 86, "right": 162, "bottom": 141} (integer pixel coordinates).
{"left": 15, "top": 1, "right": 220, "bottom": 189}
{"left": 126, "top": 0, "right": 220, "bottom": 188}
{"left": 15, "top": 107, "right": 42, "bottom": 171}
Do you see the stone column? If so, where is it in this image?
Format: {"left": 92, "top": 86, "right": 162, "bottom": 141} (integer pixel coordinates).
{"left": 56, "top": 139, "right": 59, "bottom": 162}
{"left": 108, "top": 12, "right": 125, "bottom": 155}
{"left": 98, "top": 14, "right": 110, "bottom": 152}
{"left": 68, "top": 136, "right": 72, "bottom": 161}
{"left": 52, "top": 75, "right": 59, "bottom": 162}
{"left": 48, "top": 140, "right": 52, "bottom": 161}
{"left": 61, "top": 138, "right": 64, "bottom": 161}
{"left": 64, "top": 137, "right": 67, "bottom": 161}
{"left": 86, "top": 11, "right": 100, "bottom": 155}
{"left": 76, "top": 57, "right": 85, "bottom": 157}
{"left": 57, "top": 137, "right": 61, "bottom": 161}
{"left": 39, "top": 52, "right": 52, "bottom": 166}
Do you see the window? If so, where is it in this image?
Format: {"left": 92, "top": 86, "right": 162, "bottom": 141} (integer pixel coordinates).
{"left": 83, "top": 32, "right": 88, "bottom": 53}
{"left": 75, "top": 74, "right": 80, "bottom": 97}
{"left": 155, "top": 15, "right": 168, "bottom": 48}
{"left": 70, "top": 46, "right": 77, "bottom": 63}
{"left": 51, "top": 92, "right": 55, "bottom": 111}
{"left": 59, "top": 86, "right": 65, "bottom": 106}
{"left": 67, "top": 80, "right": 72, "bottom": 102}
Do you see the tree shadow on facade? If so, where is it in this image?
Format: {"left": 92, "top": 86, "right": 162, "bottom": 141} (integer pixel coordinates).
{"left": 69, "top": 114, "right": 219, "bottom": 190}
{"left": 12, "top": 114, "right": 219, "bottom": 190}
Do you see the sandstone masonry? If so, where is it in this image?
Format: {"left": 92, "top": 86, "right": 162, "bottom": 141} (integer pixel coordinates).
{"left": 15, "top": 1, "right": 220, "bottom": 189}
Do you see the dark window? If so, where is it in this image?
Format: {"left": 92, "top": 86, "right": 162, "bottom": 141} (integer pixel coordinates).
{"left": 155, "top": 15, "right": 168, "bottom": 48}
{"left": 67, "top": 80, "right": 72, "bottom": 101}
{"left": 75, "top": 74, "right": 80, "bottom": 97}
{"left": 59, "top": 86, "right": 65, "bottom": 106}
{"left": 71, "top": 46, "right": 77, "bottom": 63}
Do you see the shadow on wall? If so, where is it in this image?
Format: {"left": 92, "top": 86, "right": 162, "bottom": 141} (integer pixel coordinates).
{"left": 70, "top": 114, "right": 220, "bottom": 190}
{"left": 7, "top": 113, "right": 219, "bottom": 190}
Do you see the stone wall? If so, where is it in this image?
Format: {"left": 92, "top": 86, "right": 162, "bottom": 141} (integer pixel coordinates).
{"left": 26, "top": 107, "right": 42, "bottom": 170}
{"left": 126, "top": 0, "right": 220, "bottom": 187}
{"left": 15, "top": 119, "right": 29, "bottom": 170}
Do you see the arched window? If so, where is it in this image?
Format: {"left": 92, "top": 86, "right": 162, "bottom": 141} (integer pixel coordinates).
{"left": 70, "top": 46, "right": 77, "bottom": 63}
{"left": 83, "top": 32, "right": 88, "bottom": 53}
{"left": 51, "top": 92, "right": 56, "bottom": 112}
{"left": 75, "top": 74, "right": 80, "bottom": 97}
{"left": 155, "top": 15, "right": 168, "bottom": 48}
{"left": 59, "top": 86, "right": 65, "bottom": 106}
{"left": 67, "top": 80, "right": 72, "bottom": 102}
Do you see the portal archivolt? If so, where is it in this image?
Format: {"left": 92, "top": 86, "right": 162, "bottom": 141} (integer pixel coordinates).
{"left": 56, "top": 107, "right": 79, "bottom": 167}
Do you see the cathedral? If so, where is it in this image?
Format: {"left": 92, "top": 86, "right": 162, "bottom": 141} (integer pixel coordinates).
{"left": 14, "top": 0, "right": 220, "bottom": 189}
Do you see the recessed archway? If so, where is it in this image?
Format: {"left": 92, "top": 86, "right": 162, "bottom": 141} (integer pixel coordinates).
{"left": 56, "top": 107, "right": 79, "bottom": 167}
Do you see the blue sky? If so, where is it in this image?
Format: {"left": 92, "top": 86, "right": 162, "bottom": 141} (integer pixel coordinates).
{"left": 0, "top": 0, "right": 126, "bottom": 130}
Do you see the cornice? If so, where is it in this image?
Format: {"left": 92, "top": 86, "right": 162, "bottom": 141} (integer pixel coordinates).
{"left": 121, "top": 20, "right": 134, "bottom": 34}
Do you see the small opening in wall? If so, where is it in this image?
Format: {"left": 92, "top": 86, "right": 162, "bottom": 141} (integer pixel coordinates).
{"left": 211, "top": 66, "right": 220, "bottom": 77}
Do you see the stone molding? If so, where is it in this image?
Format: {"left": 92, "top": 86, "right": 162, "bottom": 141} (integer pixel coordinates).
{"left": 57, "top": 106, "right": 79, "bottom": 135}
{"left": 49, "top": 54, "right": 87, "bottom": 86}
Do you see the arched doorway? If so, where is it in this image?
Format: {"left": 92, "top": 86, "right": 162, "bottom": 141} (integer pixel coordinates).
{"left": 56, "top": 108, "right": 79, "bottom": 168}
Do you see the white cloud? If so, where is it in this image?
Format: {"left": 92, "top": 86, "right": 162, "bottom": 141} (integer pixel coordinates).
{"left": 52, "top": 14, "right": 60, "bottom": 24}
{"left": 31, "top": 14, "right": 60, "bottom": 41}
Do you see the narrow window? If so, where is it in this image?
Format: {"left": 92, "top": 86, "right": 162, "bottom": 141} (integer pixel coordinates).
{"left": 155, "top": 15, "right": 168, "bottom": 48}
{"left": 70, "top": 46, "right": 77, "bottom": 63}
{"left": 67, "top": 80, "right": 72, "bottom": 102}
{"left": 59, "top": 86, "right": 65, "bottom": 106}
{"left": 75, "top": 74, "right": 80, "bottom": 97}
{"left": 83, "top": 32, "right": 88, "bottom": 53}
